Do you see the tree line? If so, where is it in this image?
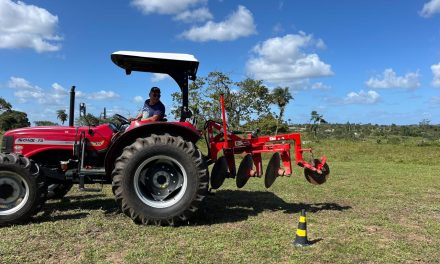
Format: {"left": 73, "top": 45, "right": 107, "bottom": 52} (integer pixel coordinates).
{"left": 2, "top": 71, "right": 438, "bottom": 144}
{"left": 0, "top": 97, "right": 30, "bottom": 130}
{"left": 171, "top": 71, "right": 294, "bottom": 134}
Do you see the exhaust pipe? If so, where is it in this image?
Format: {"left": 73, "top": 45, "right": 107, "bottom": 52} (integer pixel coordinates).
{"left": 69, "top": 86, "right": 75, "bottom": 127}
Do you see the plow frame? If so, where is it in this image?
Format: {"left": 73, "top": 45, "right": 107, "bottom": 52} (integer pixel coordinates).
{"left": 204, "top": 95, "right": 327, "bottom": 179}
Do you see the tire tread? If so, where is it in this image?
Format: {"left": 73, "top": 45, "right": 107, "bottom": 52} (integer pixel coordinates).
{"left": 111, "top": 134, "right": 208, "bottom": 226}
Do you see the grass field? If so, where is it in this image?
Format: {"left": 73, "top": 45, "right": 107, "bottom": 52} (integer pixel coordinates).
{"left": 1, "top": 139, "right": 439, "bottom": 263}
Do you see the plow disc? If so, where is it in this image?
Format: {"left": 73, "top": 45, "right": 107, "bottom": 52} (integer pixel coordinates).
{"left": 236, "top": 154, "right": 254, "bottom": 188}
{"left": 264, "top": 152, "right": 281, "bottom": 188}
{"left": 210, "top": 156, "right": 229, "bottom": 189}
{"left": 304, "top": 159, "right": 330, "bottom": 185}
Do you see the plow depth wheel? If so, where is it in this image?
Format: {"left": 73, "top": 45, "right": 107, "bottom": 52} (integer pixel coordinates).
{"left": 210, "top": 156, "right": 228, "bottom": 189}
{"left": 304, "top": 159, "right": 330, "bottom": 185}
{"left": 236, "top": 154, "right": 253, "bottom": 188}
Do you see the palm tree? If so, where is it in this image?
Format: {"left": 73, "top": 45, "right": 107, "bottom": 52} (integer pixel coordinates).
{"left": 310, "top": 110, "right": 327, "bottom": 138}
{"left": 272, "top": 87, "right": 293, "bottom": 134}
{"left": 56, "top": 109, "right": 68, "bottom": 125}
{"left": 0, "top": 97, "right": 12, "bottom": 112}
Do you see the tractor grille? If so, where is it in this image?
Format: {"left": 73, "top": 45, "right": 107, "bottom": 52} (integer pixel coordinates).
{"left": 1, "top": 136, "right": 13, "bottom": 153}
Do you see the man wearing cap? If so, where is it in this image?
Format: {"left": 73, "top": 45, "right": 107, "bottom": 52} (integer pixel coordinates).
{"left": 131, "top": 87, "right": 165, "bottom": 122}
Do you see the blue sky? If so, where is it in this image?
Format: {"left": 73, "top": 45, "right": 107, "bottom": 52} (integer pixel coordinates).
{"left": 1, "top": 0, "right": 440, "bottom": 125}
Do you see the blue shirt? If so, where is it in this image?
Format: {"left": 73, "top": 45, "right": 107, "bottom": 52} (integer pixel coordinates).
{"left": 142, "top": 99, "right": 165, "bottom": 120}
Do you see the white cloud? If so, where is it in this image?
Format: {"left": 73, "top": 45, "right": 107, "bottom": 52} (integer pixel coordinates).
{"left": 246, "top": 32, "right": 333, "bottom": 85}
{"left": 14, "top": 88, "right": 45, "bottom": 103}
{"left": 131, "top": 0, "right": 204, "bottom": 15}
{"left": 151, "top": 73, "right": 170, "bottom": 82}
{"left": 8, "top": 76, "right": 49, "bottom": 103}
{"left": 87, "top": 91, "right": 120, "bottom": 101}
{"left": 344, "top": 90, "right": 380, "bottom": 104}
{"left": 0, "top": 0, "right": 62, "bottom": 52}
{"left": 365, "top": 69, "right": 420, "bottom": 89}
{"left": 50, "top": 83, "right": 68, "bottom": 100}
{"left": 180, "top": 5, "right": 256, "bottom": 42}
{"left": 133, "top": 96, "right": 144, "bottom": 103}
{"left": 173, "top": 7, "right": 213, "bottom": 23}
{"left": 7, "top": 76, "right": 34, "bottom": 90}
{"left": 7, "top": 77, "right": 119, "bottom": 103}
{"left": 420, "top": 0, "right": 440, "bottom": 18}
{"left": 75, "top": 91, "right": 87, "bottom": 99}
{"left": 7, "top": 78, "right": 69, "bottom": 104}
{"left": 431, "top": 63, "right": 440, "bottom": 87}
{"left": 311, "top": 82, "right": 330, "bottom": 90}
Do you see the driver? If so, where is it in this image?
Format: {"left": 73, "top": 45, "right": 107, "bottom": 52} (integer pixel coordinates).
{"left": 131, "top": 87, "right": 165, "bottom": 122}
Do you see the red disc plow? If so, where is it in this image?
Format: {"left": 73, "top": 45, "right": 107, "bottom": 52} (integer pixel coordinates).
{"left": 205, "top": 94, "right": 330, "bottom": 189}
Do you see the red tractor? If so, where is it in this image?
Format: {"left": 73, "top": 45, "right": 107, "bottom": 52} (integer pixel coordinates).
{"left": 0, "top": 51, "right": 330, "bottom": 226}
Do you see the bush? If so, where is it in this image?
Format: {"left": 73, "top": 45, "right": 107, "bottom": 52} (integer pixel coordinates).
{"left": 386, "top": 137, "right": 401, "bottom": 145}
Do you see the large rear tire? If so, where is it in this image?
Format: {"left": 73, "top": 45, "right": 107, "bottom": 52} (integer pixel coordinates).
{"left": 0, "top": 154, "right": 47, "bottom": 226}
{"left": 111, "top": 134, "right": 208, "bottom": 225}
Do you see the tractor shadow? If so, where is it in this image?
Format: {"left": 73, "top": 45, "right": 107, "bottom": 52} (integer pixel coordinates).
{"left": 34, "top": 194, "right": 119, "bottom": 223}
{"left": 192, "top": 190, "right": 352, "bottom": 225}
{"left": 33, "top": 190, "right": 351, "bottom": 225}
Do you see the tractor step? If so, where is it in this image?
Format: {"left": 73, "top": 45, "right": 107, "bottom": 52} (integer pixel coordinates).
{"left": 80, "top": 168, "right": 106, "bottom": 176}
{"left": 78, "top": 168, "right": 105, "bottom": 192}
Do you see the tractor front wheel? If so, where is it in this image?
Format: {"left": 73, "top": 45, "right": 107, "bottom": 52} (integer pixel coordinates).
{"left": 0, "top": 154, "right": 47, "bottom": 226}
{"left": 111, "top": 134, "right": 208, "bottom": 225}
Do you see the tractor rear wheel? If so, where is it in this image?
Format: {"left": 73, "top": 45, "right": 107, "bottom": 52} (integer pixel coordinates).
{"left": 0, "top": 154, "right": 47, "bottom": 226}
{"left": 111, "top": 134, "right": 208, "bottom": 225}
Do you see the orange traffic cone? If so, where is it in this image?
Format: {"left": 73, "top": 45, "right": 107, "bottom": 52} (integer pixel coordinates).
{"left": 293, "top": 209, "right": 310, "bottom": 247}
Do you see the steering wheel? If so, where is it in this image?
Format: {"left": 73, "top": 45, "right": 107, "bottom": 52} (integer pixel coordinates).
{"left": 113, "top": 114, "right": 130, "bottom": 125}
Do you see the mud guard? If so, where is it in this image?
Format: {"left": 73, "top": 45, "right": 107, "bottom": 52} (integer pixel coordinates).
{"left": 104, "top": 122, "right": 201, "bottom": 178}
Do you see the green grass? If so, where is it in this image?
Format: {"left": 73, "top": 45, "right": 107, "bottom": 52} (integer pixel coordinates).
{"left": 1, "top": 139, "right": 440, "bottom": 263}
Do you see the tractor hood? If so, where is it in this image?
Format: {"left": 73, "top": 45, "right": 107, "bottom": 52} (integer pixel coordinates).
{"left": 111, "top": 51, "right": 199, "bottom": 81}
{"left": 2, "top": 125, "right": 114, "bottom": 157}
{"left": 3, "top": 125, "right": 113, "bottom": 138}
{"left": 3, "top": 126, "right": 77, "bottom": 136}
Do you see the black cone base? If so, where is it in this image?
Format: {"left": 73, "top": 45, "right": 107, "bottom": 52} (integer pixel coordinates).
{"left": 211, "top": 156, "right": 229, "bottom": 189}
{"left": 265, "top": 152, "right": 281, "bottom": 188}
{"left": 236, "top": 154, "right": 253, "bottom": 188}
{"left": 293, "top": 239, "right": 311, "bottom": 247}
{"left": 304, "top": 159, "right": 330, "bottom": 185}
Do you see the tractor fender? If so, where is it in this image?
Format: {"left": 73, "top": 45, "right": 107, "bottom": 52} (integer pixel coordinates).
{"left": 104, "top": 122, "right": 201, "bottom": 178}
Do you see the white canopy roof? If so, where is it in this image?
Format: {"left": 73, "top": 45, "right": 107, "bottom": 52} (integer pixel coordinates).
{"left": 112, "top": 51, "right": 198, "bottom": 63}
